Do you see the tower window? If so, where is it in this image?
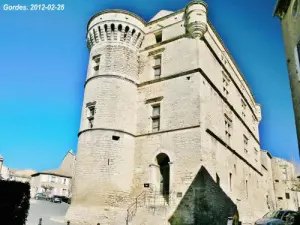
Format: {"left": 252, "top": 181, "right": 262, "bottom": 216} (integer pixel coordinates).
{"left": 92, "top": 54, "right": 101, "bottom": 71}
{"left": 152, "top": 104, "right": 160, "bottom": 132}
{"left": 153, "top": 55, "right": 162, "bottom": 79}
{"left": 155, "top": 32, "right": 162, "bottom": 43}
{"left": 86, "top": 103, "right": 96, "bottom": 128}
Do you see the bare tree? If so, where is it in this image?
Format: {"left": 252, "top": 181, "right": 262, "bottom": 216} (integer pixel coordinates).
{"left": 41, "top": 184, "right": 53, "bottom": 195}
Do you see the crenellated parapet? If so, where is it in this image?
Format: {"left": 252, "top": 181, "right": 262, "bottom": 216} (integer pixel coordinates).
{"left": 184, "top": 0, "right": 208, "bottom": 39}
{"left": 86, "top": 10, "right": 146, "bottom": 51}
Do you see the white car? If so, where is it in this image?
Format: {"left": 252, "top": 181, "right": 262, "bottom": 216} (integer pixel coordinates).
{"left": 255, "top": 210, "right": 296, "bottom": 225}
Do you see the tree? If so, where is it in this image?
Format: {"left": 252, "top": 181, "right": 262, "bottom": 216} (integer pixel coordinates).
{"left": 41, "top": 184, "right": 53, "bottom": 195}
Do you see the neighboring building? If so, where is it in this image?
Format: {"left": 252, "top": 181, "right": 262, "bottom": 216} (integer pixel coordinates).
{"left": 261, "top": 150, "right": 277, "bottom": 211}
{"left": 66, "top": 1, "right": 300, "bottom": 225}
{"left": 1, "top": 165, "right": 9, "bottom": 180}
{"left": 0, "top": 155, "right": 12, "bottom": 180}
{"left": 272, "top": 157, "right": 299, "bottom": 211}
{"left": 9, "top": 169, "right": 36, "bottom": 183}
{"left": 273, "top": 0, "right": 300, "bottom": 153}
{"left": 31, "top": 150, "right": 76, "bottom": 198}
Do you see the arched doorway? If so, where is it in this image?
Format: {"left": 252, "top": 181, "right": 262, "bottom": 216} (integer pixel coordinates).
{"left": 155, "top": 153, "right": 170, "bottom": 196}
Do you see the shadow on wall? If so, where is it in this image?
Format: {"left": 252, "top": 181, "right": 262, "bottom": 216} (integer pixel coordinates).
{"left": 169, "top": 166, "right": 239, "bottom": 225}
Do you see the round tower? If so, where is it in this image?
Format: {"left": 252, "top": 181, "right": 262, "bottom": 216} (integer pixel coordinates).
{"left": 66, "top": 10, "right": 145, "bottom": 225}
{"left": 185, "top": 0, "right": 208, "bottom": 39}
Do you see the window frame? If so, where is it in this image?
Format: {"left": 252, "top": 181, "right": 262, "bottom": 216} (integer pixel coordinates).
{"left": 151, "top": 104, "right": 161, "bottom": 132}
{"left": 153, "top": 54, "right": 162, "bottom": 79}
{"left": 224, "top": 114, "right": 232, "bottom": 144}
{"left": 92, "top": 54, "right": 101, "bottom": 71}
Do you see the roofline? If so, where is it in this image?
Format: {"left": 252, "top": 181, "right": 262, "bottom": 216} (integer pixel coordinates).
{"left": 87, "top": 9, "right": 147, "bottom": 32}
{"left": 31, "top": 172, "right": 72, "bottom": 179}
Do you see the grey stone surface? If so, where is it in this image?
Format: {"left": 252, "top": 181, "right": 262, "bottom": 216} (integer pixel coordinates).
{"left": 26, "top": 199, "right": 69, "bottom": 225}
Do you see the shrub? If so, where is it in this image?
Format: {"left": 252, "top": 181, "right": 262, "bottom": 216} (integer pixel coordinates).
{"left": 0, "top": 180, "right": 30, "bottom": 225}
{"left": 293, "top": 212, "right": 300, "bottom": 225}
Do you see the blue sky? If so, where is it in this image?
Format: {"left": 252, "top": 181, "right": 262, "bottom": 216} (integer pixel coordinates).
{"left": 0, "top": 0, "right": 298, "bottom": 171}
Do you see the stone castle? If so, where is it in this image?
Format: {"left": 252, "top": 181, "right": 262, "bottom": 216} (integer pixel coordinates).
{"left": 66, "top": 1, "right": 300, "bottom": 224}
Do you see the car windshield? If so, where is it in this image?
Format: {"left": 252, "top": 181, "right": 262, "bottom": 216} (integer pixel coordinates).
{"left": 263, "top": 211, "right": 282, "bottom": 219}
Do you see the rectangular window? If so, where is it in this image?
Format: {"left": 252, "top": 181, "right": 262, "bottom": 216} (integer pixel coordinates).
{"left": 285, "top": 193, "right": 290, "bottom": 199}
{"left": 241, "top": 99, "right": 246, "bottom": 110}
{"left": 243, "top": 135, "right": 248, "bottom": 153}
{"left": 224, "top": 114, "right": 232, "bottom": 144}
{"left": 294, "top": 41, "right": 300, "bottom": 80}
{"left": 87, "top": 104, "right": 95, "bottom": 128}
{"left": 155, "top": 56, "right": 161, "bottom": 66}
{"left": 153, "top": 55, "right": 162, "bottom": 78}
{"left": 152, "top": 104, "right": 160, "bottom": 132}
{"left": 254, "top": 148, "right": 258, "bottom": 155}
{"left": 278, "top": 197, "right": 283, "bottom": 200}
{"left": 222, "top": 72, "right": 230, "bottom": 98}
{"left": 154, "top": 68, "right": 161, "bottom": 78}
{"left": 155, "top": 32, "right": 162, "bottom": 43}
{"left": 93, "top": 54, "right": 101, "bottom": 71}
{"left": 51, "top": 176, "right": 56, "bottom": 183}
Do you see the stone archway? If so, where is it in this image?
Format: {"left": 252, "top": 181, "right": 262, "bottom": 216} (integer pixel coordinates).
{"left": 155, "top": 153, "right": 170, "bottom": 195}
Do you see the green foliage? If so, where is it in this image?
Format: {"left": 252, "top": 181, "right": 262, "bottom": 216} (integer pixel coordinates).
{"left": 293, "top": 212, "right": 300, "bottom": 225}
{"left": 0, "top": 180, "right": 31, "bottom": 225}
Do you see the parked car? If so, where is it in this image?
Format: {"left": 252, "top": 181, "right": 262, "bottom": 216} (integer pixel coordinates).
{"left": 255, "top": 210, "right": 297, "bottom": 225}
{"left": 49, "top": 195, "right": 62, "bottom": 203}
{"left": 60, "top": 196, "right": 71, "bottom": 204}
{"left": 34, "top": 193, "right": 49, "bottom": 201}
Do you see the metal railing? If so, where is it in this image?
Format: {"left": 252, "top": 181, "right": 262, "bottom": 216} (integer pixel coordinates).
{"left": 125, "top": 190, "right": 174, "bottom": 224}
{"left": 125, "top": 191, "right": 147, "bottom": 224}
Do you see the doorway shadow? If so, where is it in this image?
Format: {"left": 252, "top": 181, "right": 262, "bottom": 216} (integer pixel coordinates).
{"left": 169, "top": 166, "right": 239, "bottom": 225}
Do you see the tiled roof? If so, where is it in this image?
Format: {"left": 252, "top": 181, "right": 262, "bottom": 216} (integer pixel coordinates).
{"left": 32, "top": 168, "right": 72, "bottom": 178}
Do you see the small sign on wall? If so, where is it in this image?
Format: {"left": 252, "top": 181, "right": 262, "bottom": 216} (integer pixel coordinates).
{"left": 144, "top": 183, "right": 150, "bottom": 188}
{"left": 177, "top": 192, "right": 183, "bottom": 197}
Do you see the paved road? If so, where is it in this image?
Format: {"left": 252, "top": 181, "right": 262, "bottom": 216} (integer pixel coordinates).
{"left": 26, "top": 199, "right": 69, "bottom": 225}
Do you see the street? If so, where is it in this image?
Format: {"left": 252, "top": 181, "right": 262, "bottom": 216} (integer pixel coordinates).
{"left": 26, "top": 199, "right": 69, "bottom": 225}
